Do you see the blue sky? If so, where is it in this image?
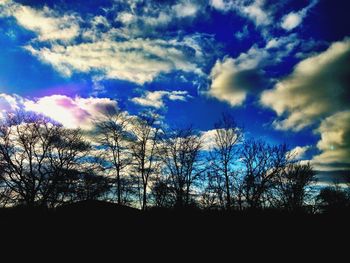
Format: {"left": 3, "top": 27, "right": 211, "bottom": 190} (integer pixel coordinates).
{"left": 0, "top": 0, "right": 349, "bottom": 183}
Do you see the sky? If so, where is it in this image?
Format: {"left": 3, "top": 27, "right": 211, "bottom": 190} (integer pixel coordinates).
{"left": 0, "top": 0, "right": 349, "bottom": 185}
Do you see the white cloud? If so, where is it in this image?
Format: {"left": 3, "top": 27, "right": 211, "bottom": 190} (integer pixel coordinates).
{"left": 131, "top": 90, "right": 191, "bottom": 109}
{"left": 281, "top": 0, "right": 318, "bottom": 31}
{"left": 0, "top": 93, "right": 24, "bottom": 118}
{"left": 0, "top": 0, "right": 213, "bottom": 86}
{"left": 210, "top": 0, "right": 272, "bottom": 27}
{"left": 0, "top": 0, "right": 80, "bottom": 42}
{"left": 114, "top": 0, "right": 202, "bottom": 36}
{"left": 208, "top": 56, "right": 253, "bottom": 106}
{"left": 208, "top": 45, "right": 270, "bottom": 106}
{"left": 24, "top": 95, "right": 119, "bottom": 129}
{"left": 116, "top": 12, "right": 136, "bottom": 24}
{"left": 288, "top": 145, "right": 310, "bottom": 160}
{"left": 265, "top": 38, "right": 281, "bottom": 49}
{"left": 173, "top": 1, "right": 200, "bottom": 18}
{"left": 281, "top": 12, "right": 302, "bottom": 31}
{"left": 208, "top": 35, "right": 298, "bottom": 106}
{"left": 241, "top": 0, "right": 271, "bottom": 26}
{"left": 200, "top": 128, "right": 241, "bottom": 151}
{"left": 167, "top": 91, "right": 191, "bottom": 101}
{"left": 141, "top": 11, "right": 172, "bottom": 27}
{"left": 91, "top": 15, "right": 110, "bottom": 28}
{"left": 261, "top": 38, "right": 350, "bottom": 131}
{"left": 0, "top": 93, "right": 136, "bottom": 131}
{"left": 261, "top": 38, "right": 350, "bottom": 175}
{"left": 25, "top": 36, "right": 205, "bottom": 85}
{"left": 209, "top": 0, "right": 227, "bottom": 11}
{"left": 200, "top": 129, "right": 219, "bottom": 151}
{"left": 235, "top": 25, "right": 249, "bottom": 40}
{"left": 312, "top": 111, "right": 350, "bottom": 171}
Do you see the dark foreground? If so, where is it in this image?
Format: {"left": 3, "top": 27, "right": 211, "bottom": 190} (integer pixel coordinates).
{"left": 1, "top": 200, "right": 349, "bottom": 231}
{"left": 0, "top": 200, "right": 348, "bottom": 256}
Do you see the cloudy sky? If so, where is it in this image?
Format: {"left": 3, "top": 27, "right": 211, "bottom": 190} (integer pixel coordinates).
{"left": 0, "top": 0, "right": 349, "bottom": 184}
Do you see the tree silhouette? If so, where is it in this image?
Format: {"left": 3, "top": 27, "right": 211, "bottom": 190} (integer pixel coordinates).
{"left": 0, "top": 112, "right": 92, "bottom": 207}
{"left": 130, "top": 113, "right": 161, "bottom": 210}
{"left": 208, "top": 113, "right": 242, "bottom": 210}
{"left": 277, "top": 162, "right": 316, "bottom": 212}
{"left": 240, "top": 140, "right": 289, "bottom": 209}
{"left": 160, "top": 127, "right": 203, "bottom": 208}
{"left": 0, "top": 112, "right": 57, "bottom": 206}
{"left": 0, "top": 171, "right": 10, "bottom": 207}
{"left": 94, "top": 111, "right": 133, "bottom": 205}
{"left": 0, "top": 110, "right": 348, "bottom": 215}
{"left": 151, "top": 177, "right": 173, "bottom": 208}
{"left": 74, "top": 172, "right": 111, "bottom": 202}
{"left": 317, "top": 186, "right": 350, "bottom": 213}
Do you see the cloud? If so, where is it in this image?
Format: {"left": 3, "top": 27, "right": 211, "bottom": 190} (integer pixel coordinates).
{"left": 240, "top": 0, "right": 271, "bottom": 26}
{"left": 208, "top": 35, "right": 298, "bottom": 106}
{"left": 114, "top": 0, "right": 203, "bottom": 37}
{"left": 288, "top": 145, "right": 310, "bottom": 160}
{"left": 173, "top": 1, "right": 200, "bottom": 18}
{"left": 116, "top": 12, "right": 136, "bottom": 25}
{"left": 281, "top": 12, "right": 302, "bottom": 31}
{"left": 281, "top": 0, "right": 318, "bottom": 31}
{"left": 24, "top": 95, "right": 119, "bottom": 129}
{"left": 200, "top": 129, "right": 224, "bottom": 151}
{"left": 314, "top": 170, "right": 350, "bottom": 186}
{"left": 261, "top": 38, "right": 350, "bottom": 131}
{"left": 209, "top": 0, "right": 227, "bottom": 10}
{"left": 0, "top": 0, "right": 80, "bottom": 42}
{"left": 235, "top": 25, "right": 249, "bottom": 40}
{"left": 312, "top": 111, "right": 350, "bottom": 171}
{"left": 261, "top": 38, "right": 350, "bottom": 177}
{"left": 210, "top": 0, "right": 272, "bottom": 27}
{"left": 0, "top": 93, "right": 24, "bottom": 117}
{"left": 0, "top": 93, "right": 133, "bottom": 131}
{"left": 200, "top": 128, "right": 241, "bottom": 151}
{"left": 90, "top": 15, "right": 110, "bottom": 28}
{"left": 0, "top": 0, "right": 214, "bottom": 86}
{"left": 131, "top": 90, "right": 191, "bottom": 109}
{"left": 25, "top": 35, "right": 207, "bottom": 85}
{"left": 208, "top": 56, "right": 265, "bottom": 106}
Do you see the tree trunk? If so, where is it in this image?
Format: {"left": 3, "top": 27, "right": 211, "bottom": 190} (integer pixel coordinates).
{"left": 224, "top": 166, "right": 231, "bottom": 210}
{"left": 117, "top": 171, "right": 121, "bottom": 205}
{"left": 142, "top": 183, "right": 147, "bottom": 210}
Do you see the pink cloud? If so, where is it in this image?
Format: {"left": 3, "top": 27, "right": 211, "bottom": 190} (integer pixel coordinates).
{"left": 23, "top": 95, "right": 118, "bottom": 129}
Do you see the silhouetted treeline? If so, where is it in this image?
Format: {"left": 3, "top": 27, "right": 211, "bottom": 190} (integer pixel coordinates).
{"left": 0, "top": 110, "right": 349, "bottom": 214}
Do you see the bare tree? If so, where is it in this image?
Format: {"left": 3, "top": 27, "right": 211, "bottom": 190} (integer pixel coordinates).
{"left": 317, "top": 186, "right": 350, "bottom": 213}
{"left": 151, "top": 175, "right": 174, "bottom": 208}
{"left": 130, "top": 113, "right": 161, "bottom": 210}
{"left": 43, "top": 127, "right": 94, "bottom": 206}
{"left": 277, "top": 162, "right": 316, "bottom": 211}
{"left": 0, "top": 112, "right": 56, "bottom": 206}
{"left": 0, "top": 112, "right": 91, "bottom": 207}
{"left": 160, "top": 127, "right": 203, "bottom": 208}
{"left": 200, "top": 171, "right": 223, "bottom": 209}
{"left": 0, "top": 170, "right": 11, "bottom": 207}
{"left": 240, "top": 140, "right": 289, "bottom": 209}
{"left": 208, "top": 113, "right": 242, "bottom": 210}
{"left": 94, "top": 111, "right": 133, "bottom": 205}
{"left": 200, "top": 171, "right": 224, "bottom": 209}
{"left": 74, "top": 172, "right": 111, "bottom": 202}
